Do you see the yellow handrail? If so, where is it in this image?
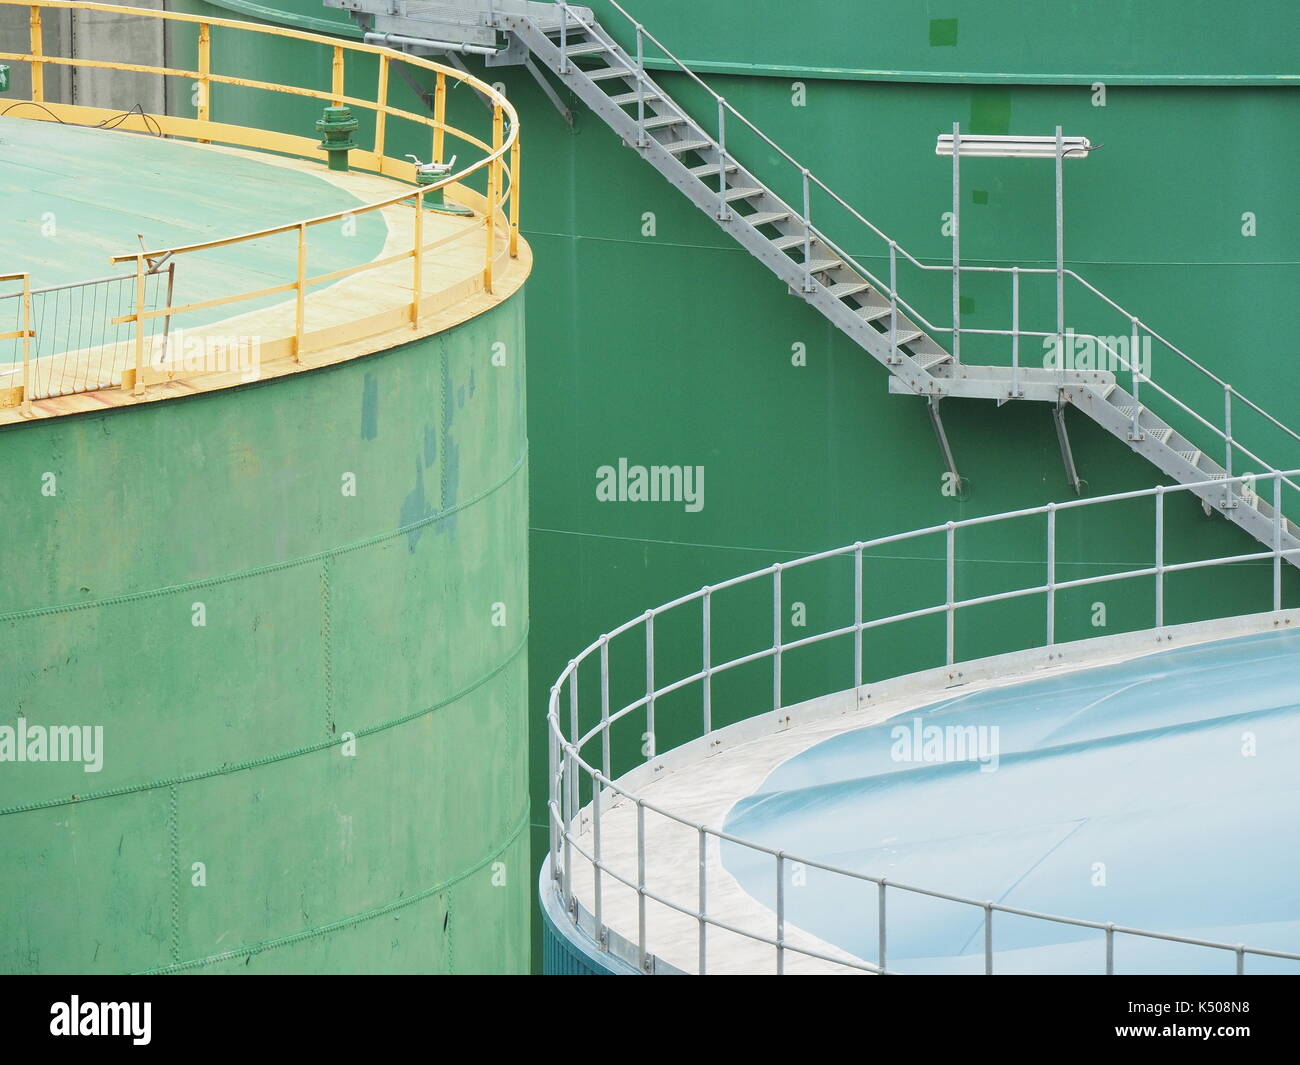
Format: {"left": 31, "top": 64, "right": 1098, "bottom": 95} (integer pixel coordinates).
{"left": 0, "top": 0, "right": 523, "bottom": 402}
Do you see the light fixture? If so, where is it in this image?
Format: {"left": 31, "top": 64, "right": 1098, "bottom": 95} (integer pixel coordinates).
{"left": 935, "top": 134, "right": 1095, "bottom": 159}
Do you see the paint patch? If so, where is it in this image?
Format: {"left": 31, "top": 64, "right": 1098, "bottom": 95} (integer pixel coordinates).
{"left": 929, "top": 18, "right": 958, "bottom": 47}
{"left": 959, "top": 296, "right": 975, "bottom": 315}
{"left": 423, "top": 423, "right": 437, "bottom": 468}
{"left": 972, "top": 189, "right": 989, "bottom": 205}
{"left": 360, "top": 372, "right": 379, "bottom": 440}
{"left": 970, "top": 88, "right": 1012, "bottom": 135}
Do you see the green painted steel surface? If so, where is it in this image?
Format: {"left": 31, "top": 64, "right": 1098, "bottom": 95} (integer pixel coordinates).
{"left": 0, "top": 293, "right": 530, "bottom": 974}
{"left": 57, "top": 0, "right": 1300, "bottom": 970}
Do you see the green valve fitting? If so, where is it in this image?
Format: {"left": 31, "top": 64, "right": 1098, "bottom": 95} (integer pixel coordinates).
{"left": 405, "top": 153, "right": 473, "bottom": 216}
{"left": 315, "top": 105, "right": 359, "bottom": 172}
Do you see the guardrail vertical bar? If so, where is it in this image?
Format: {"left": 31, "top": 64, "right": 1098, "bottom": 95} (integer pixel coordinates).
{"left": 775, "top": 853, "right": 786, "bottom": 975}
{"left": 547, "top": 689, "right": 559, "bottom": 873}
{"left": 878, "top": 877, "right": 887, "bottom": 972}
{"left": 888, "top": 242, "right": 898, "bottom": 364}
{"left": 773, "top": 564, "right": 783, "bottom": 711}
{"left": 1155, "top": 486, "right": 1165, "bottom": 629}
{"left": 1010, "top": 267, "right": 1021, "bottom": 398}
{"left": 984, "top": 902, "right": 994, "bottom": 974}
{"left": 568, "top": 667, "right": 580, "bottom": 838}
{"left": 196, "top": 23, "right": 211, "bottom": 143}
{"left": 1055, "top": 125, "right": 1065, "bottom": 387}
{"left": 1274, "top": 472, "right": 1284, "bottom": 610}
{"left": 645, "top": 611, "right": 656, "bottom": 760}
{"left": 945, "top": 522, "right": 956, "bottom": 666}
{"left": 331, "top": 45, "right": 344, "bottom": 106}
{"left": 634, "top": 25, "right": 646, "bottom": 147}
{"left": 1106, "top": 923, "right": 1115, "bottom": 974}
{"left": 485, "top": 103, "right": 503, "bottom": 293}
{"left": 698, "top": 827, "right": 708, "bottom": 974}
{"left": 1047, "top": 504, "right": 1057, "bottom": 646}
{"left": 592, "top": 757, "right": 603, "bottom": 946}
{"left": 293, "top": 223, "right": 306, "bottom": 361}
{"left": 853, "top": 543, "right": 864, "bottom": 690}
{"left": 951, "top": 122, "right": 961, "bottom": 364}
{"left": 19, "top": 274, "right": 32, "bottom": 416}
{"left": 636, "top": 799, "right": 647, "bottom": 971}
{"left": 374, "top": 54, "right": 389, "bottom": 160}
{"left": 411, "top": 192, "right": 424, "bottom": 329}
{"left": 28, "top": 6, "right": 43, "bottom": 104}
{"left": 1129, "top": 317, "right": 1142, "bottom": 439}
{"left": 562, "top": 744, "right": 573, "bottom": 910}
{"left": 801, "top": 169, "right": 813, "bottom": 294}
{"left": 558, "top": 1, "right": 570, "bottom": 73}
{"left": 131, "top": 255, "right": 146, "bottom": 395}
{"left": 432, "top": 72, "right": 447, "bottom": 165}
{"left": 599, "top": 635, "right": 611, "bottom": 780}
{"left": 702, "top": 589, "right": 712, "bottom": 736}
{"left": 1236, "top": 945, "right": 1245, "bottom": 975}
{"left": 509, "top": 131, "right": 520, "bottom": 258}
{"left": 1224, "top": 384, "right": 1234, "bottom": 483}
{"left": 716, "top": 100, "right": 730, "bottom": 221}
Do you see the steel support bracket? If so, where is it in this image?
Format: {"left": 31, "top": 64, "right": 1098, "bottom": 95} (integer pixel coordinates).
{"left": 927, "top": 396, "right": 962, "bottom": 487}
{"left": 1053, "top": 399, "right": 1083, "bottom": 495}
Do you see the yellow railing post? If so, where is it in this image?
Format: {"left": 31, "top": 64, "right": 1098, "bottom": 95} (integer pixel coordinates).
{"left": 196, "top": 22, "right": 211, "bottom": 143}
{"left": 484, "top": 103, "right": 502, "bottom": 293}
{"left": 432, "top": 72, "right": 446, "bottom": 165}
{"left": 412, "top": 192, "right": 424, "bottom": 329}
{"left": 20, "top": 274, "right": 33, "bottom": 416}
{"left": 331, "top": 45, "right": 344, "bottom": 105}
{"left": 131, "top": 255, "right": 146, "bottom": 396}
{"left": 294, "top": 223, "right": 307, "bottom": 361}
{"left": 509, "top": 132, "right": 520, "bottom": 259}
{"left": 28, "top": 5, "right": 44, "bottom": 103}
{"left": 374, "top": 54, "right": 389, "bottom": 163}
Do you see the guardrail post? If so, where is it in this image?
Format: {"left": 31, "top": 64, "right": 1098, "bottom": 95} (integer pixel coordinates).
{"left": 1129, "top": 317, "right": 1142, "bottom": 440}
{"left": 568, "top": 667, "right": 580, "bottom": 841}
{"left": 888, "top": 241, "right": 898, "bottom": 364}
{"left": 1047, "top": 504, "right": 1057, "bottom": 646}
{"left": 702, "top": 588, "right": 712, "bottom": 736}
{"left": 432, "top": 72, "right": 447, "bottom": 165}
{"left": 557, "top": 1, "right": 570, "bottom": 73}
{"left": 773, "top": 564, "right": 783, "bottom": 712}
{"left": 294, "top": 222, "right": 307, "bottom": 360}
{"left": 547, "top": 690, "right": 559, "bottom": 871}
{"left": 984, "top": 901, "right": 994, "bottom": 974}
{"left": 331, "top": 45, "right": 345, "bottom": 106}
{"left": 801, "top": 169, "right": 813, "bottom": 294}
{"left": 636, "top": 799, "right": 648, "bottom": 971}
{"left": 698, "top": 827, "right": 708, "bottom": 974}
{"left": 599, "top": 635, "right": 611, "bottom": 781}
{"left": 1224, "top": 384, "right": 1234, "bottom": 486}
{"left": 1010, "top": 267, "right": 1021, "bottom": 399}
{"left": 775, "top": 852, "right": 786, "bottom": 975}
{"left": 28, "top": 6, "right": 43, "bottom": 104}
{"left": 635, "top": 25, "right": 647, "bottom": 148}
{"left": 1235, "top": 944, "right": 1245, "bottom": 975}
{"left": 715, "top": 100, "right": 730, "bottom": 221}
{"left": 131, "top": 255, "right": 146, "bottom": 395}
{"left": 644, "top": 610, "right": 656, "bottom": 759}
{"left": 374, "top": 54, "right": 389, "bottom": 160}
{"left": 1105, "top": 923, "right": 1115, "bottom": 974}
{"left": 509, "top": 132, "right": 520, "bottom": 258}
{"left": 485, "top": 103, "right": 503, "bottom": 293}
{"left": 562, "top": 744, "right": 574, "bottom": 912}
{"left": 951, "top": 122, "right": 961, "bottom": 364}
{"left": 1055, "top": 125, "right": 1065, "bottom": 386}
{"left": 853, "top": 542, "right": 864, "bottom": 690}
{"left": 878, "top": 877, "right": 887, "bottom": 972}
{"left": 1274, "top": 472, "right": 1284, "bottom": 611}
{"left": 592, "top": 756, "right": 604, "bottom": 947}
{"left": 411, "top": 190, "right": 424, "bottom": 329}
{"left": 20, "top": 274, "right": 32, "bottom": 416}
{"left": 196, "top": 23, "right": 211, "bottom": 143}
{"left": 1155, "top": 486, "right": 1165, "bottom": 629}
{"left": 945, "top": 522, "right": 956, "bottom": 666}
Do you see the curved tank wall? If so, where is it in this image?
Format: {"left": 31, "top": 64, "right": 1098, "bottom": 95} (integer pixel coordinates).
{"left": 156, "top": 0, "right": 1300, "bottom": 969}
{"left": 0, "top": 293, "right": 530, "bottom": 974}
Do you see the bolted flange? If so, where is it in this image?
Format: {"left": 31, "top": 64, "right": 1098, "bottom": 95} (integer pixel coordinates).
{"left": 315, "top": 105, "right": 359, "bottom": 172}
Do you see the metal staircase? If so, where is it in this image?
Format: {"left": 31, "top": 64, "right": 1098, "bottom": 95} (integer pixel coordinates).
{"left": 335, "top": 0, "right": 1300, "bottom": 567}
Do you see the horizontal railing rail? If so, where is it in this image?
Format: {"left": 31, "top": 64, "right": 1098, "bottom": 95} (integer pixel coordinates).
{"left": 560, "top": 0, "right": 1297, "bottom": 492}
{"left": 548, "top": 470, "right": 1300, "bottom": 974}
{"left": 0, "top": 0, "right": 522, "bottom": 410}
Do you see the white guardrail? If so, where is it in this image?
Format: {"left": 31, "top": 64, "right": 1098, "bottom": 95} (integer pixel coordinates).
{"left": 547, "top": 471, "right": 1300, "bottom": 974}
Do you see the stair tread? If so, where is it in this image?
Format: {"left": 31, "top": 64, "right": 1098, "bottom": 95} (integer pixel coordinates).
{"left": 659, "top": 138, "right": 712, "bottom": 154}
{"left": 912, "top": 351, "right": 952, "bottom": 371}
{"left": 564, "top": 42, "right": 612, "bottom": 56}
{"left": 858, "top": 306, "right": 891, "bottom": 323}
{"left": 640, "top": 114, "right": 686, "bottom": 131}
{"left": 828, "top": 282, "right": 871, "bottom": 299}
{"left": 802, "top": 259, "right": 843, "bottom": 273}
{"left": 610, "top": 90, "right": 661, "bottom": 106}
{"left": 890, "top": 329, "right": 924, "bottom": 346}
{"left": 771, "top": 233, "right": 808, "bottom": 251}
{"left": 743, "top": 210, "right": 789, "bottom": 227}
{"left": 687, "top": 161, "right": 738, "bottom": 177}
{"left": 587, "top": 66, "right": 636, "bottom": 82}
{"left": 723, "top": 186, "right": 764, "bottom": 202}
